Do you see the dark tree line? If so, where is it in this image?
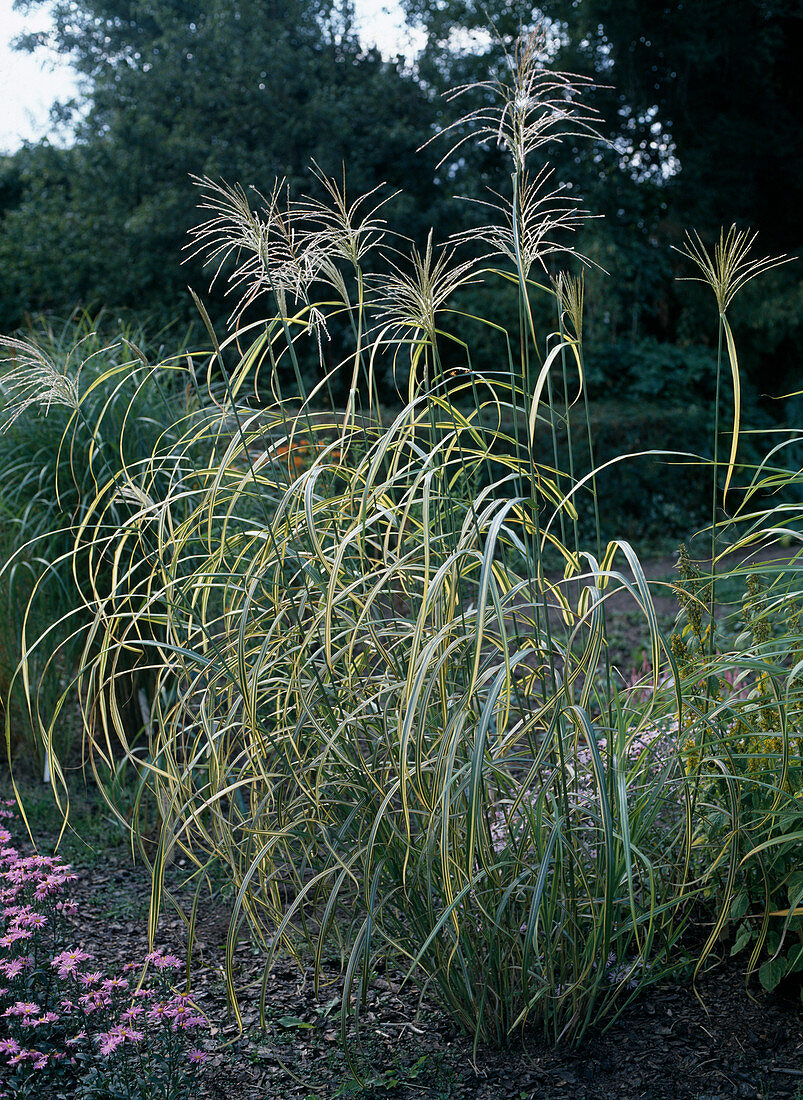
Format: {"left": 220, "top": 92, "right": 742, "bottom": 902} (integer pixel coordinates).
{"left": 0, "top": 0, "right": 444, "bottom": 332}
{"left": 1, "top": 0, "right": 800, "bottom": 401}
{"left": 401, "top": 0, "right": 802, "bottom": 394}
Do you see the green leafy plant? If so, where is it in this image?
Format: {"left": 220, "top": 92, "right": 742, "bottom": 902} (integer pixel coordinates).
{"left": 0, "top": 313, "right": 196, "bottom": 774}
{"left": 4, "top": 26, "right": 800, "bottom": 1070}
{"left": 676, "top": 563, "right": 803, "bottom": 995}
{"left": 0, "top": 802, "right": 211, "bottom": 1099}
{"left": 19, "top": 29, "right": 702, "bottom": 1053}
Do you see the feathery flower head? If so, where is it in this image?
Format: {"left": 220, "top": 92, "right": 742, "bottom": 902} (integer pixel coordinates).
{"left": 452, "top": 167, "right": 590, "bottom": 278}
{"left": 372, "top": 231, "right": 478, "bottom": 346}
{"left": 554, "top": 271, "right": 585, "bottom": 342}
{"left": 428, "top": 25, "right": 601, "bottom": 175}
{"left": 674, "top": 225, "right": 791, "bottom": 315}
{"left": 187, "top": 176, "right": 327, "bottom": 322}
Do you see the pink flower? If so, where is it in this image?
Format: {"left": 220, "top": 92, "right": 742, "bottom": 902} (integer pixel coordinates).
{"left": 51, "top": 948, "right": 94, "bottom": 979}
{"left": 0, "top": 1038, "right": 20, "bottom": 1055}
{"left": 165, "top": 995, "right": 203, "bottom": 1029}
{"left": 78, "top": 970, "right": 103, "bottom": 987}
{"left": 98, "top": 1024, "right": 143, "bottom": 1055}
{"left": 0, "top": 928, "right": 32, "bottom": 947}
{"left": 78, "top": 991, "right": 111, "bottom": 1012}
{"left": 101, "top": 977, "right": 128, "bottom": 992}
{"left": 4, "top": 1001, "right": 40, "bottom": 1017}
{"left": 34, "top": 872, "right": 76, "bottom": 900}
{"left": 15, "top": 912, "right": 47, "bottom": 929}
{"left": 145, "top": 950, "right": 182, "bottom": 970}
{"left": 121, "top": 1004, "right": 143, "bottom": 1022}
{"left": 0, "top": 957, "right": 31, "bottom": 978}
{"left": 119, "top": 1026, "right": 143, "bottom": 1044}
{"left": 178, "top": 1014, "right": 206, "bottom": 1031}
{"left": 98, "top": 1029, "right": 123, "bottom": 1056}
{"left": 187, "top": 1048, "right": 209, "bottom": 1064}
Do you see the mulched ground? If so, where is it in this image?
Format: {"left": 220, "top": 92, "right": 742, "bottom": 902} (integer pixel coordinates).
{"left": 51, "top": 841, "right": 801, "bottom": 1100}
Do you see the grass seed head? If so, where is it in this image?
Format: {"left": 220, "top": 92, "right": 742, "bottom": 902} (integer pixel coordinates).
{"left": 674, "top": 224, "right": 792, "bottom": 315}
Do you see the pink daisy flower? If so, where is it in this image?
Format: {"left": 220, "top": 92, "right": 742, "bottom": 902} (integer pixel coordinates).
{"left": 98, "top": 1029, "right": 123, "bottom": 1056}
{"left": 51, "top": 948, "right": 94, "bottom": 979}
{"left": 77, "top": 971, "right": 103, "bottom": 988}
{"left": 4, "top": 1001, "right": 40, "bottom": 1017}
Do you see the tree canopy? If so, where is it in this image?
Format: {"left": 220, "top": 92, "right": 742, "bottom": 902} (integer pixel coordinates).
{"left": 0, "top": 0, "right": 443, "bottom": 329}
{"left": 0, "top": 0, "right": 800, "bottom": 398}
{"left": 396, "top": 0, "right": 802, "bottom": 393}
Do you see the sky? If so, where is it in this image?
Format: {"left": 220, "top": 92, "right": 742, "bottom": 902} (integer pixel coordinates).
{"left": 0, "top": 0, "right": 424, "bottom": 154}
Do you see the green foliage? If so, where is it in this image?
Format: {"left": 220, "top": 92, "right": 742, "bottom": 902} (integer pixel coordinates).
{"left": 1, "top": 0, "right": 442, "bottom": 332}
{"left": 554, "top": 399, "right": 711, "bottom": 546}
{"left": 675, "top": 564, "right": 803, "bottom": 997}
{"left": 10, "top": 32, "right": 701, "bottom": 1051}
{"left": 0, "top": 313, "right": 195, "bottom": 766}
{"left": 4, "top": 27, "right": 801, "bottom": 1067}
{"left": 584, "top": 339, "right": 718, "bottom": 403}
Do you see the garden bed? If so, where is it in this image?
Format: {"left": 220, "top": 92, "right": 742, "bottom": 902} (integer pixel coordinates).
{"left": 10, "top": 783, "right": 800, "bottom": 1100}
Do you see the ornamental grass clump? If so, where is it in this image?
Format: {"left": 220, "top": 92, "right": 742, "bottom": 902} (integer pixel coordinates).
{"left": 0, "top": 803, "right": 210, "bottom": 1098}
{"left": 27, "top": 26, "right": 694, "bottom": 1048}
{"left": 4, "top": 24, "right": 801, "bottom": 1058}
{"left": 664, "top": 226, "right": 802, "bottom": 999}
{"left": 0, "top": 314, "right": 197, "bottom": 773}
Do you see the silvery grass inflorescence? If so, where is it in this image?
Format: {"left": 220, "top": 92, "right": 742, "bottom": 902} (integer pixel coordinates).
{"left": 372, "top": 230, "right": 480, "bottom": 347}
{"left": 674, "top": 225, "right": 791, "bottom": 316}
{"left": 0, "top": 802, "right": 211, "bottom": 1099}
{"left": 184, "top": 27, "right": 603, "bottom": 351}
{"left": 450, "top": 166, "right": 590, "bottom": 279}
{"left": 185, "top": 176, "right": 326, "bottom": 323}
{"left": 428, "top": 25, "right": 602, "bottom": 176}
{"left": 0, "top": 335, "right": 84, "bottom": 430}
{"left": 186, "top": 164, "right": 393, "bottom": 325}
